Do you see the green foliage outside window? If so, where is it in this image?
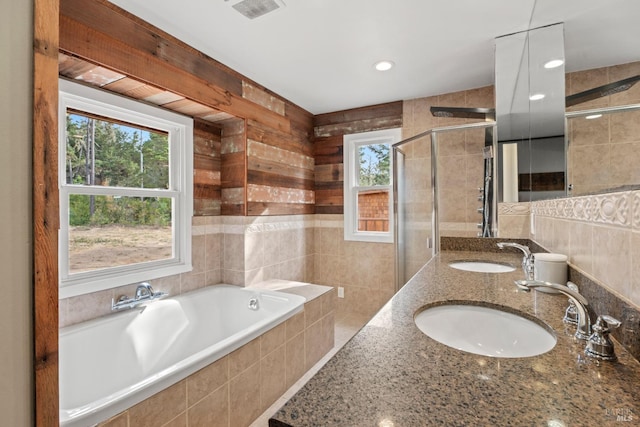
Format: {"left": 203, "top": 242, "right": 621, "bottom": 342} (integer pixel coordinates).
{"left": 358, "top": 143, "right": 390, "bottom": 186}
{"left": 66, "top": 113, "right": 172, "bottom": 227}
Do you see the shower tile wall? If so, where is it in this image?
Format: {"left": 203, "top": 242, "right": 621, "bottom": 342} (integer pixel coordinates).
{"left": 402, "top": 86, "right": 495, "bottom": 237}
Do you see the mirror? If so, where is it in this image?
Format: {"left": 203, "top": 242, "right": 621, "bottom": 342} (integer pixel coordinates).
{"left": 566, "top": 104, "right": 640, "bottom": 196}
{"left": 494, "top": 6, "right": 640, "bottom": 202}
{"left": 495, "top": 23, "right": 567, "bottom": 202}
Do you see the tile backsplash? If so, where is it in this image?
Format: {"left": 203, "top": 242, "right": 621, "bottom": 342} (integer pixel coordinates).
{"left": 531, "top": 190, "right": 640, "bottom": 309}
{"left": 499, "top": 190, "right": 640, "bottom": 310}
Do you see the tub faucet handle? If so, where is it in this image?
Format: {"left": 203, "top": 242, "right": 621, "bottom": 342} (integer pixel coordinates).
{"left": 135, "top": 282, "right": 155, "bottom": 300}
{"left": 585, "top": 315, "right": 621, "bottom": 361}
{"left": 112, "top": 282, "right": 168, "bottom": 311}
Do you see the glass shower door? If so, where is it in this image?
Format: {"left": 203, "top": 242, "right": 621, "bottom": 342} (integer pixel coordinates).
{"left": 393, "top": 131, "right": 435, "bottom": 290}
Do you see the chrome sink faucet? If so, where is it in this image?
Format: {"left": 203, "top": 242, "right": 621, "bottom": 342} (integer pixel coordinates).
{"left": 515, "top": 279, "right": 594, "bottom": 340}
{"left": 497, "top": 242, "right": 534, "bottom": 279}
{"left": 111, "top": 282, "right": 168, "bottom": 311}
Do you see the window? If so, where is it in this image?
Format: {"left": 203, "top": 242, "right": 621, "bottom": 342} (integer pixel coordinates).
{"left": 58, "top": 79, "right": 193, "bottom": 298}
{"left": 343, "top": 128, "right": 400, "bottom": 242}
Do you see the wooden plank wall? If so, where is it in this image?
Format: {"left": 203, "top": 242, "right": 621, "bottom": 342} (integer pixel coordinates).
{"left": 314, "top": 102, "right": 403, "bottom": 214}
{"left": 221, "top": 118, "right": 247, "bottom": 215}
{"left": 246, "top": 116, "right": 315, "bottom": 215}
{"left": 193, "top": 119, "right": 222, "bottom": 216}
{"left": 59, "top": 0, "right": 314, "bottom": 217}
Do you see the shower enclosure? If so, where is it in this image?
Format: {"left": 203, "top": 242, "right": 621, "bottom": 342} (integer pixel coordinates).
{"left": 393, "top": 121, "right": 497, "bottom": 290}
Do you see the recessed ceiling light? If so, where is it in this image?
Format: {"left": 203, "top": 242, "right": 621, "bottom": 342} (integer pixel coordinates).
{"left": 544, "top": 59, "right": 564, "bottom": 69}
{"left": 529, "top": 93, "right": 545, "bottom": 101}
{"left": 374, "top": 60, "right": 395, "bottom": 71}
{"left": 585, "top": 114, "right": 603, "bottom": 120}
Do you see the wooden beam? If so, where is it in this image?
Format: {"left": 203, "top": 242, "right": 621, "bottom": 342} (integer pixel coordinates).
{"left": 314, "top": 101, "right": 403, "bottom": 137}
{"left": 34, "top": 0, "right": 60, "bottom": 425}
{"left": 60, "top": 0, "right": 243, "bottom": 95}
{"left": 59, "top": 3, "right": 291, "bottom": 133}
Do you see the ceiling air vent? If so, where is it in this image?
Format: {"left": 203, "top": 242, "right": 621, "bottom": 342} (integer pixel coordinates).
{"left": 225, "top": 0, "right": 286, "bottom": 20}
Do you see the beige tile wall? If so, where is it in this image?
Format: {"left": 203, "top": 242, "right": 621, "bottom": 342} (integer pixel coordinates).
{"left": 314, "top": 214, "right": 395, "bottom": 318}
{"left": 222, "top": 215, "right": 315, "bottom": 287}
{"left": 97, "top": 290, "right": 335, "bottom": 427}
{"left": 497, "top": 202, "right": 531, "bottom": 239}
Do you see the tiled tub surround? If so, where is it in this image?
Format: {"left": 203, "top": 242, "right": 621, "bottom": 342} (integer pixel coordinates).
{"left": 59, "top": 215, "right": 315, "bottom": 327}
{"left": 98, "top": 284, "right": 335, "bottom": 427}
{"left": 221, "top": 215, "right": 315, "bottom": 287}
{"left": 61, "top": 285, "right": 305, "bottom": 427}
{"left": 270, "top": 250, "right": 640, "bottom": 426}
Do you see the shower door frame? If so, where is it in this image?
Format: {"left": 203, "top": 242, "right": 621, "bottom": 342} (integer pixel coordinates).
{"left": 393, "top": 121, "right": 497, "bottom": 291}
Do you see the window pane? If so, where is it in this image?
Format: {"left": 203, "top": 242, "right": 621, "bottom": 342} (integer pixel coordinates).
{"left": 65, "top": 111, "right": 169, "bottom": 189}
{"left": 68, "top": 195, "right": 173, "bottom": 274}
{"left": 358, "top": 143, "right": 390, "bottom": 186}
{"left": 357, "top": 190, "right": 389, "bottom": 232}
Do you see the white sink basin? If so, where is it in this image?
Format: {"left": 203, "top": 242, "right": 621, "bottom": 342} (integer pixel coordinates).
{"left": 449, "top": 261, "right": 515, "bottom": 273}
{"left": 414, "top": 303, "right": 556, "bottom": 358}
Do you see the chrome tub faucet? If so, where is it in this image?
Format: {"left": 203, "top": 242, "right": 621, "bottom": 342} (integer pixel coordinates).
{"left": 112, "top": 282, "right": 168, "bottom": 311}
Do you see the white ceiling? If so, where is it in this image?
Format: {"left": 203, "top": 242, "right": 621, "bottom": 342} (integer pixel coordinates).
{"left": 108, "top": 0, "right": 640, "bottom": 115}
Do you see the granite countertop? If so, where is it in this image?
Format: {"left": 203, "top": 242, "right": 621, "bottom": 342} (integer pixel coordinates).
{"left": 270, "top": 251, "right": 640, "bottom": 426}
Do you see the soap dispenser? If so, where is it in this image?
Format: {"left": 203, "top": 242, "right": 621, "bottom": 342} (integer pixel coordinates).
{"left": 585, "top": 315, "right": 621, "bottom": 361}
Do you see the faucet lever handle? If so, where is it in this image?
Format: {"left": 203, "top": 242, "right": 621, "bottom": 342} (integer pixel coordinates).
{"left": 585, "top": 314, "right": 621, "bottom": 361}
{"left": 598, "top": 314, "right": 621, "bottom": 332}
{"left": 563, "top": 282, "right": 579, "bottom": 325}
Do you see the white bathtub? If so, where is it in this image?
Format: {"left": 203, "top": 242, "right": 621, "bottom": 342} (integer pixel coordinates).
{"left": 59, "top": 284, "right": 305, "bottom": 427}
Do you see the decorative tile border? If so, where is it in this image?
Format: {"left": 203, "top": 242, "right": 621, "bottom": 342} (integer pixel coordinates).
{"left": 498, "top": 202, "right": 531, "bottom": 215}
{"left": 633, "top": 192, "right": 640, "bottom": 230}
{"left": 218, "top": 215, "right": 315, "bottom": 234}
{"left": 532, "top": 190, "right": 637, "bottom": 229}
